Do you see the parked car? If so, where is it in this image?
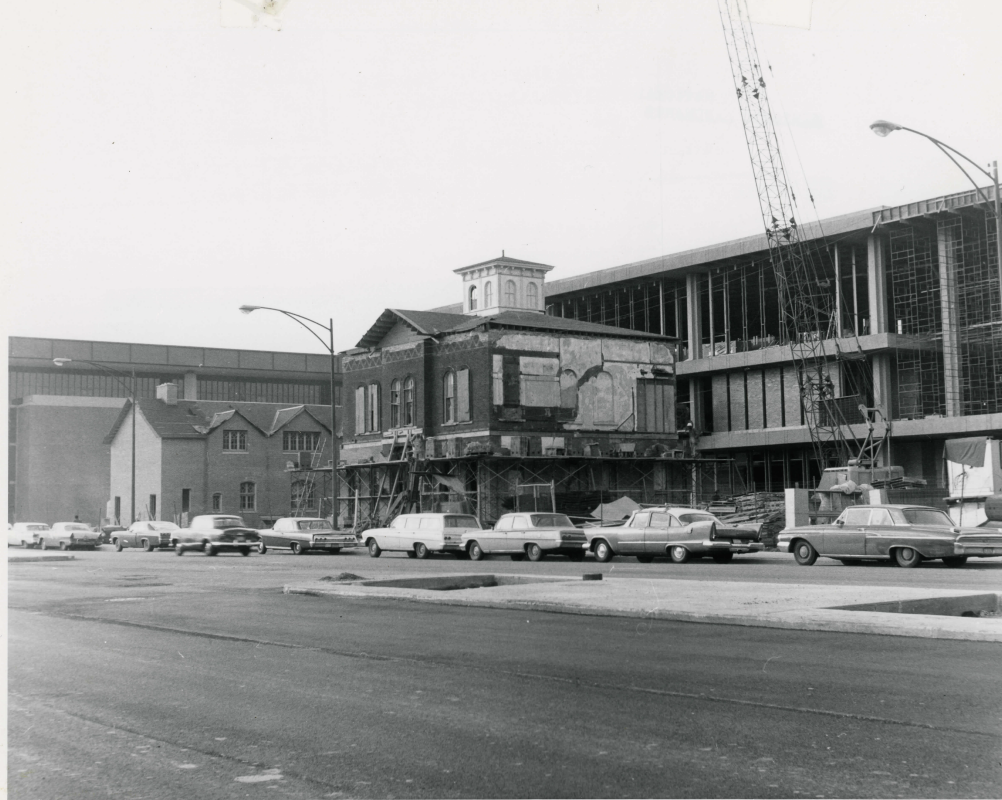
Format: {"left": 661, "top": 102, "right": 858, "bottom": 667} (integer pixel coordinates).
{"left": 464, "top": 512, "right": 588, "bottom": 562}
{"left": 363, "top": 513, "right": 478, "bottom": 558}
{"left": 586, "top": 507, "right": 763, "bottom": 563}
{"left": 8, "top": 522, "right": 50, "bottom": 549}
{"left": 45, "top": 522, "right": 102, "bottom": 550}
{"left": 258, "top": 517, "right": 360, "bottom": 555}
{"left": 113, "top": 521, "right": 181, "bottom": 552}
{"left": 173, "top": 515, "right": 261, "bottom": 556}
{"left": 99, "top": 524, "right": 127, "bottom": 545}
{"left": 777, "top": 504, "right": 1002, "bottom": 568}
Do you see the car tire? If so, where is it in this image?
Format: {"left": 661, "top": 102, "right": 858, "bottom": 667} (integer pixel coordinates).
{"left": 593, "top": 541, "right": 613, "bottom": 563}
{"left": 414, "top": 543, "right": 430, "bottom": 560}
{"left": 115, "top": 539, "right": 123, "bottom": 552}
{"left": 142, "top": 539, "right": 154, "bottom": 552}
{"left": 636, "top": 555, "right": 654, "bottom": 563}
{"left": 291, "top": 542, "right": 304, "bottom": 555}
{"left": 510, "top": 553, "right": 525, "bottom": 561}
{"left": 669, "top": 546, "right": 692, "bottom": 564}
{"left": 59, "top": 541, "right": 69, "bottom": 551}
{"left": 38, "top": 539, "right": 46, "bottom": 551}
{"left": 793, "top": 540, "right": 818, "bottom": 566}
{"left": 711, "top": 551, "right": 734, "bottom": 563}
{"left": 405, "top": 551, "right": 416, "bottom": 558}
{"left": 942, "top": 556, "right": 968, "bottom": 567}
{"left": 894, "top": 547, "right": 923, "bottom": 568}
{"left": 21, "top": 540, "right": 31, "bottom": 549}
{"left": 175, "top": 543, "right": 184, "bottom": 556}
{"left": 239, "top": 547, "right": 250, "bottom": 557}
{"left": 468, "top": 541, "right": 485, "bottom": 561}
{"left": 526, "top": 544, "right": 544, "bottom": 562}
{"left": 367, "top": 540, "right": 382, "bottom": 558}
{"left": 204, "top": 542, "right": 217, "bottom": 557}
{"left": 258, "top": 542, "right": 268, "bottom": 555}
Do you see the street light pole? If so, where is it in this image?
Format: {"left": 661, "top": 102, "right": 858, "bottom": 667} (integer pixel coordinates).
{"left": 870, "top": 120, "right": 1002, "bottom": 314}
{"left": 239, "top": 305, "right": 341, "bottom": 528}
{"left": 54, "top": 358, "right": 137, "bottom": 524}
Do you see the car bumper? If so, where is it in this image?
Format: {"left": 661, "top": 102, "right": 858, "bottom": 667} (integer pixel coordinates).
{"left": 311, "top": 537, "right": 362, "bottom": 550}
{"left": 701, "top": 540, "right": 765, "bottom": 554}
{"left": 954, "top": 543, "right": 1002, "bottom": 557}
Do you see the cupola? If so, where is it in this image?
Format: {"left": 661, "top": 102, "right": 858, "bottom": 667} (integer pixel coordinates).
{"left": 454, "top": 253, "right": 554, "bottom": 316}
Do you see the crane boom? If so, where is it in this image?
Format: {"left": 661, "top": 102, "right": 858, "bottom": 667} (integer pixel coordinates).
{"left": 718, "top": 0, "right": 886, "bottom": 474}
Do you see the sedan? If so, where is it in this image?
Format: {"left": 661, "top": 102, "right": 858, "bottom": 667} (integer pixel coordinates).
{"left": 258, "top": 517, "right": 360, "bottom": 555}
{"left": 45, "top": 522, "right": 102, "bottom": 550}
{"left": 8, "top": 522, "right": 50, "bottom": 549}
{"left": 777, "top": 504, "right": 1002, "bottom": 568}
{"left": 463, "top": 513, "right": 588, "bottom": 561}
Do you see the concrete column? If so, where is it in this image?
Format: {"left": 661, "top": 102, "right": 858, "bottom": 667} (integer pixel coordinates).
{"left": 871, "top": 352, "right": 893, "bottom": 450}
{"left": 937, "top": 222, "right": 962, "bottom": 416}
{"left": 686, "top": 273, "right": 702, "bottom": 360}
{"left": 183, "top": 372, "right": 198, "bottom": 401}
{"left": 866, "top": 234, "right": 889, "bottom": 335}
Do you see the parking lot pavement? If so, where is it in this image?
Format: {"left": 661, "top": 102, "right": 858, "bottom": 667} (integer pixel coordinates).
{"left": 285, "top": 571, "right": 1002, "bottom": 642}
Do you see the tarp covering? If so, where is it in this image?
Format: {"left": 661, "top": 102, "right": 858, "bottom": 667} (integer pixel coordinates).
{"left": 944, "top": 437, "right": 988, "bottom": 468}
{"left": 589, "top": 496, "right": 641, "bottom": 521}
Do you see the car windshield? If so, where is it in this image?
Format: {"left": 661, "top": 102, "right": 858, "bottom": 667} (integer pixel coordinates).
{"left": 297, "top": 520, "right": 331, "bottom": 531}
{"left": 677, "top": 513, "right": 717, "bottom": 525}
{"left": 529, "top": 514, "right": 574, "bottom": 528}
{"left": 24, "top": 524, "right": 49, "bottom": 531}
{"left": 444, "top": 516, "right": 481, "bottom": 529}
{"left": 213, "top": 517, "right": 246, "bottom": 529}
{"left": 151, "top": 522, "right": 180, "bottom": 531}
{"left": 895, "top": 508, "right": 954, "bottom": 527}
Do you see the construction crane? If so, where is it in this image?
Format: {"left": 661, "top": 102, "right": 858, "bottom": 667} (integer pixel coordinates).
{"left": 718, "top": 0, "right": 888, "bottom": 479}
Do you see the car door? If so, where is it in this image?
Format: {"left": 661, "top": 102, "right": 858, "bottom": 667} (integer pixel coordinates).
{"left": 612, "top": 513, "right": 646, "bottom": 554}
{"left": 826, "top": 507, "right": 870, "bottom": 555}
{"left": 484, "top": 516, "right": 506, "bottom": 553}
{"left": 644, "top": 511, "right": 672, "bottom": 554}
{"left": 507, "top": 514, "right": 531, "bottom": 553}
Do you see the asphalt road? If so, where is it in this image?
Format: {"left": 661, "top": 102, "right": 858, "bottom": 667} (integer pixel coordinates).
{"left": 7, "top": 549, "right": 1002, "bottom": 799}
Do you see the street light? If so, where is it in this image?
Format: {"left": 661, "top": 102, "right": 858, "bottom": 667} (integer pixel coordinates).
{"left": 870, "top": 119, "right": 1002, "bottom": 311}
{"left": 54, "top": 358, "right": 137, "bottom": 525}
{"left": 239, "top": 305, "right": 341, "bottom": 528}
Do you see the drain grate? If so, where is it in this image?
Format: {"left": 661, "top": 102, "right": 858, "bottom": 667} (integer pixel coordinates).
{"left": 836, "top": 593, "right": 1001, "bottom": 618}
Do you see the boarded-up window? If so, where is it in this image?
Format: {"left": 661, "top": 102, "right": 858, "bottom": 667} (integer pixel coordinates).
{"left": 594, "top": 372, "right": 614, "bottom": 423}
{"left": 559, "top": 369, "right": 578, "bottom": 410}
{"left": 492, "top": 355, "right": 504, "bottom": 405}
{"left": 367, "top": 383, "right": 380, "bottom": 432}
{"left": 457, "top": 368, "right": 470, "bottom": 422}
{"left": 520, "top": 356, "right": 559, "bottom": 407}
{"left": 355, "top": 386, "right": 365, "bottom": 433}
{"left": 502, "top": 355, "right": 520, "bottom": 406}
{"left": 636, "top": 378, "right": 675, "bottom": 433}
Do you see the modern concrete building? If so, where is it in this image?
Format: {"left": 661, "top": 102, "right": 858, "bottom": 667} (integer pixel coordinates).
{"left": 8, "top": 336, "right": 340, "bottom": 525}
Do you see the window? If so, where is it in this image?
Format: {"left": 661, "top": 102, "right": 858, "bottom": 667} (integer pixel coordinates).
{"left": 403, "top": 377, "right": 415, "bottom": 426}
{"left": 469, "top": 284, "right": 478, "bottom": 311}
{"left": 630, "top": 512, "right": 651, "bottom": 528}
{"left": 355, "top": 385, "right": 365, "bottom": 433}
{"left": 367, "top": 383, "right": 380, "bottom": 432}
{"left": 211, "top": 493, "right": 222, "bottom": 512}
{"left": 443, "top": 370, "right": 456, "bottom": 423}
{"left": 149, "top": 494, "right": 157, "bottom": 520}
{"left": 283, "top": 431, "right": 321, "bottom": 452}
{"left": 526, "top": 282, "right": 538, "bottom": 309}
{"left": 390, "top": 379, "right": 401, "bottom": 428}
{"left": 181, "top": 489, "right": 190, "bottom": 513}
{"left": 484, "top": 280, "right": 493, "bottom": 308}
{"left": 114, "top": 496, "right": 121, "bottom": 524}
{"left": 457, "top": 367, "right": 471, "bottom": 422}
{"left": 560, "top": 369, "right": 578, "bottom": 410}
{"left": 636, "top": 378, "right": 674, "bottom": 433}
{"left": 842, "top": 508, "right": 871, "bottom": 526}
{"left": 494, "top": 516, "right": 511, "bottom": 531}
{"left": 239, "top": 482, "right": 256, "bottom": 511}
{"left": 869, "top": 508, "right": 893, "bottom": 526}
{"left": 505, "top": 280, "right": 516, "bottom": 306}
{"left": 291, "top": 480, "right": 316, "bottom": 511}
{"left": 223, "top": 430, "right": 247, "bottom": 451}
{"left": 650, "top": 512, "right": 670, "bottom": 527}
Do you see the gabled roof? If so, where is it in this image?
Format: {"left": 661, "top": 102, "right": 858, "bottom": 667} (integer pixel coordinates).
{"left": 355, "top": 308, "right": 470, "bottom": 348}
{"left": 448, "top": 310, "right": 676, "bottom": 340}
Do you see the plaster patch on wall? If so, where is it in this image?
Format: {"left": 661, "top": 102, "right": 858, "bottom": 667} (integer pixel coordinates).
{"left": 496, "top": 333, "right": 559, "bottom": 353}
{"left": 602, "top": 339, "right": 650, "bottom": 364}
{"left": 559, "top": 337, "right": 602, "bottom": 377}
{"left": 519, "top": 356, "right": 559, "bottom": 376}
{"left": 650, "top": 342, "right": 675, "bottom": 365}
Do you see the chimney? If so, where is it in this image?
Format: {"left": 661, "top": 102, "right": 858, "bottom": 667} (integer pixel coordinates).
{"left": 157, "top": 382, "right": 179, "bottom": 406}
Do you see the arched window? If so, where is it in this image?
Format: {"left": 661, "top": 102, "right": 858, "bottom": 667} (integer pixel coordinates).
{"left": 443, "top": 370, "right": 456, "bottom": 423}
{"left": 594, "top": 372, "right": 614, "bottom": 423}
{"left": 559, "top": 369, "right": 578, "bottom": 410}
{"left": 367, "top": 383, "right": 380, "bottom": 432}
{"left": 484, "top": 280, "right": 493, "bottom": 308}
{"left": 469, "top": 284, "right": 478, "bottom": 311}
{"left": 526, "top": 282, "right": 538, "bottom": 309}
{"left": 291, "top": 480, "right": 316, "bottom": 511}
{"left": 239, "top": 481, "right": 256, "bottom": 511}
{"left": 403, "top": 377, "right": 415, "bottom": 426}
{"left": 505, "top": 280, "right": 517, "bottom": 307}
{"left": 389, "top": 379, "right": 401, "bottom": 428}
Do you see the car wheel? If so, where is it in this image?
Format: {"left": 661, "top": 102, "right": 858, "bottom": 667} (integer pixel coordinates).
{"left": 510, "top": 553, "right": 525, "bottom": 562}
{"left": 175, "top": 543, "right": 184, "bottom": 556}
{"left": 942, "top": 556, "right": 968, "bottom": 567}
{"left": 468, "top": 541, "right": 485, "bottom": 561}
{"left": 239, "top": 547, "right": 250, "bottom": 557}
{"left": 527, "top": 544, "right": 544, "bottom": 562}
{"left": 636, "top": 555, "right": 654, "bottom": 563}
{"left": 21, "top": 540, "right": 31, "bottom": 549}
{"left": 38, "top": 539, "right": 46, "bottom": 551}
{"left": 204, "top": 542, "right": 217, "bottom": 557}
{"left": 793, "top": 540, "right": 818, "bottom": 566}
{"left": 59, "top": 541, "right": 69, "bottom": 551}
{"left": 894, "top": 547, "right": 923, "bottom": 568}
{"left": 142, "top": 539, "right": 154, "bottom": 552}
{"left": 291, "top": 542, "right": 304, "bottom": 555}
{"left": 115, "top": 539, "right": 124, "bottom": 552}
{"left": 405, "top": 551, "right": 416, "bottom": 558}
{"left": 414, "top": 542, "right": 430, "bottom": 559}
{"left": 711, "top": 551, "right": 734, "bottom": 564}
{"left": 367, "top": 540, "right": 382, "bottom": 558}
{"left": 669, "top": 546, "right": 692, "bottom": 564}
{"left": 593, "top": 540, "right": 613, "bottom": 563}
{"left": 258, "top": 542, "right": 268, "bottom": 555}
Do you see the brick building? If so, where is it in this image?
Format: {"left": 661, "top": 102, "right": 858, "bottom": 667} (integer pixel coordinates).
{"left": 105, "top": 382, "right": 332, "bottom": 528}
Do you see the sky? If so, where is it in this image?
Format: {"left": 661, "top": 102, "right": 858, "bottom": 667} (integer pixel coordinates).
{"left": 3, "top": 0, "right": 1000, "bottom": 358}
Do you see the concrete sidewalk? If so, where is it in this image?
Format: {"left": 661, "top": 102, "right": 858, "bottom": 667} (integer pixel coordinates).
{"left": 285, "top": 572, "right": 1002, "bottom": 642}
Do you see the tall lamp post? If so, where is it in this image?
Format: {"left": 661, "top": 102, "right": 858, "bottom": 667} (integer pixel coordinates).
{"left": 239, "top": 305, "right": 340, "bottom": 528}
{"left": 869, "top": 120, "right": 1002, "bottom": 311}
{"left": 54, "top": 358, "right": 137, "bottom": 525}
